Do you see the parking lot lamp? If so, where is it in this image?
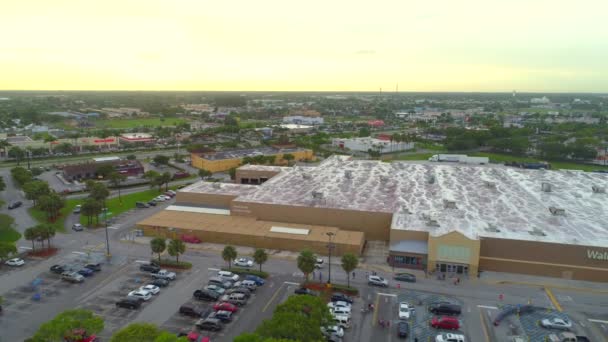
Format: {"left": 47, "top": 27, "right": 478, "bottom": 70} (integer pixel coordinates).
{"left": 326, "top": 232, "right": 335, "bottom": 284}
{"left": 103, "top": 208, "right": 111, "bottom": 258}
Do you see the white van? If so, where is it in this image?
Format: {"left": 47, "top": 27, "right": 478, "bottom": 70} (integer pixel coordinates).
{"left": 333, "top": 314, "right": 351, "bottom": 329}
{"left": 218, "top": 270, "right": 239, "bottom": 282}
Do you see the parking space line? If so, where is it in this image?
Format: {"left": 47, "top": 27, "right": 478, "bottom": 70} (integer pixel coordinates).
{"left": 72, "top": 251, "right": 87, "bottom": 255}
{"left": 284, "top": 281, "right": 299, "bottom": 286}
{"left": 208, "top": 267, "right": 220, "bottom": 271}
{"left": 479, "top": 310, "right": 491, "bottom": 342}
{"left": 588, "top": 318, "right": 608, "bottom": 324}
{"left": 371, "top": 293, "right": 381, "bottom": 327}
{"left": 477, "top": 305, "right": 498, "bottom": 310}
{"left": 262, "top": 283, "right": 286, "bottom": 313}
{"left": 377, "top": 292, "right": 397, "bottom": 297}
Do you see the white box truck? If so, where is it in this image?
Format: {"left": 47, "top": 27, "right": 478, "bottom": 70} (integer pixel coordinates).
{"left": 428, "top": 154, "right": 489, "bottom": 165}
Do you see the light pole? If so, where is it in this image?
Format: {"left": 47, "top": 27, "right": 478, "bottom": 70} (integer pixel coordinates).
{"left": 326, "top": 232, "right": 335, "bottom": 284}
{"left": 103, "top": 208, "right": 111, "bottom": 258}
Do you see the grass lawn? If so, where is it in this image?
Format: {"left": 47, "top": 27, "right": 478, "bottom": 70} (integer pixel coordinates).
{"left": 415, "top": 142, "right": 447, "bottom": 152}
{"left": 0, "top": 214, "right": 21, "bottom": 242}
{"left": 96, "top": 117, "right": 187, "bottom": 129}
{"left": 470, "top": 152, "right": 608, "bottom": 172}
{"left": 28, "top": 200, "right": 79, "bottom": 233}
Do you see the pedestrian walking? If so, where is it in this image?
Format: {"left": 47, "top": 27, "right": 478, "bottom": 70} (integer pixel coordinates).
{"left": 352, "top": 271, "right": 355, "bottom": 279}
{"left": 319, "top": 272, "right": 323, "bottom": 282}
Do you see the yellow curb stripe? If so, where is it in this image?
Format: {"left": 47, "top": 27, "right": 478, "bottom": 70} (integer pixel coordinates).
{"left": 479, "top": 310, "right": 490, "bottom": 342}
{"left": 262, "top": 283, "right": 284, "bottom": 313}
{"left": 371, "top": 294, "right": 380, "bottom": 327}
{"left": 544, "top": 287, "right": 563, "bottom": 312}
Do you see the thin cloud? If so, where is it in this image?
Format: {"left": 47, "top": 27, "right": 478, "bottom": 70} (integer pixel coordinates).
{"left": 355, "top": 49, "right": 376, "bottom": 55}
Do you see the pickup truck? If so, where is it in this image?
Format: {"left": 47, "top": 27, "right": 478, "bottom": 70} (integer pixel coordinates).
{"left": 151, "top": 270, "right": 176, "bottom": 281}
{"left": 547, "top": 332, "right": 590, "bottom": 342}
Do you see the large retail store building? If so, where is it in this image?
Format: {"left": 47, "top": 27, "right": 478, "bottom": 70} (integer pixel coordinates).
{"left": 138, "top": 157, "right": 608, "bottom": 282}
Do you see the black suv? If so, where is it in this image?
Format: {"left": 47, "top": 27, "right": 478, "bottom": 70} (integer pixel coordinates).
{"left": 397, "top": 321, "right": 409, "bottom": 338}
{"left": 116, "top": 298, "right": 142, "bottom": 309}
{"left": 140, "top": 263, "right": 161, "bottom": 273}
{"left": 85, "top": 263, "right": 102, "bottom": 272}
{"left": 179, "top": 304, "right": 210, "bottom": 318}
{"left": 331, "top": 293, "right": 354, "bottom": 304}
{"left": 294, "top": 287, "right": 316, "bottom": 296}
{"left": 8, "top": 201, "right": 23, "bottom": 210}
{"left": 50, "top": 265, "right": 65, "bottom": 274}
{"left": 428, "top": 302, "right": 461, "bottom": 315}
{"left": 136, "top": 202, "right": 149, "bottom": 208}
{"left": 193, "top": 289, "right": 220, "bottom": 301}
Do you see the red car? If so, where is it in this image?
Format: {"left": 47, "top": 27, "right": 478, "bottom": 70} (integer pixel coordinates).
{"left": 185, "top": 331, "right": 210, "bottom": 342}
{"left": 213, "top": 302, "right": 238, "bottom": 313}
{"left": 181, "top": 235, "right": 202, "bottom": 244}
{"left": 430, "top": 316, "right": 460, "bottom": 330}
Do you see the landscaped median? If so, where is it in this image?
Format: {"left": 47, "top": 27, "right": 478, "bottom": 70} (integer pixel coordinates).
{"left": 222, "top": 267, "right": 269, "bottom": 279}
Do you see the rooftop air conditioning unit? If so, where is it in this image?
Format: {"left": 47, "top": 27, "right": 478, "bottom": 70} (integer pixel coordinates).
{"left": 529, "top": 228, "right": 546, "bottom": 237}
{"left": 549, "top": 206, "right": 566, "bottom": 216}
{"left": 380, "top": 175, "right": 389, "bottom": 183}
{"left": 345, "top": 170, "right": 353, "bottom": 179}
{"left": 212, "top": 182, "right": 221, "bottom": 189}
{"left": 312, "top": 191, "right": 324, "bottom": 200}
{"left": 302, "top": 173, "right": 312, "bottom": 180}
{"left": 485, "top": 224, "right": 501, "bottom": 233}
{"left": 443, "top": 199, "right": 457, "bottom": 209}
{"left": 592, "top": 185, "right": 605, "bottom": 193}
{"left": 484, "top": 180, "right": 496, "bottom": 189}
{"left": 426, "top": 219, "right": 440, "bottom": 227}
{"left": 427, "top": 174, "right": 436, "bottom": 184}
{"left": 541, "top": 182, "right": 552, "bottom": 192}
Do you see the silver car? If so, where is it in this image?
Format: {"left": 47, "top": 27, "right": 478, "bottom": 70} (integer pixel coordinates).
{"left": 541, "top": 317, "right": 572, "bottom": 330}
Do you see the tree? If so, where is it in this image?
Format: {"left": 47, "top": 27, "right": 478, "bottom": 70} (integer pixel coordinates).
{"left": 228, "top": 167, "right": 237, "bottom": 180}
{"left": 282, "top": 153, "right": 295, "bottom": 166}
{"left": 340, "top": 253, "right": 359, "bottom": 287}
{"left": 160, "top": 172, "right": 172, "bottom": 192}
{"left": 167, "top": 239, "right": 186, "bottom": 264}
{"left": 0, "top": 176, "right": 5, "bottom": 192}
{"left": 23, "top": 180, "right": 51, "bottom": 206}
{"left": 126, "top": 154, "right": 137, "bottom": 160}
{"left": 108, "top": 171, "right": 126, "bottom": 202}
{"left": 38, "top": 192, "right": 64, "bottom": 222}
{"left": 89, "top": 182, "right": 110, "bottom": 207}
{"left": 253, "top": 295, "right": 333, "bottom": 341}
{"left": 24, "top": 227, "right": 38, "bottom": 251}
{"left": 40, "top": 224, "right": 56, "bottom": 249}
{"left": 31, "top": 309, "right": 104, "bottom": 342}
{"left": 81, "top": 198, "right": 102, "bottom": 227}
{"left": 153, "top": 155, "right": 170, "bottom": 165}
{"left": 150, "top": 238, "right": 166, "bottom": 263}
{"left": 144, "top": 170, "right": 163, "bottom": 192}
{"left": 96, "top": 164, "right": 115, "bottom": 178}
{"left": 8, "top": 146, "right": 25, "bottom": 165}
{"left": 11, "top": 166, "right": 33, "bottom": 186}
{"left": 198, "top": 169, "right": 212, "bottom": 179}
{"left": 110, "top": 323, "right": 188, "bottom": 342}
{"left": 297, "top": 250, "right": 317, "bottom": 281}
{"left": 253, "top": 248, "right": 268, "bottom": 272}
{"left": 0, "top": 241, "right": 17, "bottom": 262}
{"left": 222, "top": 245, "right": 237, "bottom": 269}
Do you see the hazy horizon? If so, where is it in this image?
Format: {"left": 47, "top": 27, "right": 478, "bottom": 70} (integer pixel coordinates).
{"left": 2, "top": 0, "right": 607, "bottom": 92}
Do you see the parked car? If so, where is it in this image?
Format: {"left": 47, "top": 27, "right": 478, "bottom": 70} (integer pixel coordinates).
{"left": 245, "top": 274, "right": 265, "bottom": 286}
{"left": 327, "top": 301, "right": 351, "bottom": 311}
{"left": 152, "top": 270, "right": 176, "bottom": 280}
{"left": 430, "top": 316, "right": 460, "bottom": 330}
{"left": 150, "top": 278, "right": 170, "bottom": 287}
{"left": 50, "top": 265, "right": 65, "bottom": 274}
{"left": 399, "top": 302, "right": 415, "bottom": 320}
{"left": 208, "top": 310, "right": 233, "bottom": 323}
{"left": 321, "top": 325, "right": 344, "bottom": 338}
{"left": 153, "top": 196, "right": 166, "bottom": 202}
{"left": 147, "top": 200, "right": 157, "bottom": 207}
{"left": 128, "top": 289, "right": 153, "bottom": 301}
{"left": 167, "top": 190, "right": 177, "bottom": 196}
{"left": 333, "top": 314, "right": 351, "bottom": 329}
{"left": 234, "top": 257, "right": 253, "bottom": 267}
{"left": 164, "top": 191, "right": 175, "bottom": 198}
{"left": 116, "top": 298, "right": 142, "bottom": 310}
{"left": 226, "top": 286, "right": 251, "bottom": 298}
{"left": 331, "top": 293, "right": 354, "bottom": 304}
{"left": 314, "top": 258, "right": 324, "bottom": 269}
{"left": 368, "top": 275, "right": 388, "bottom": 287}
{"left": 181, "top": 234, "right": 202, "bottom": 243}
{"left": 195, "top": 318, "right": 222, "bottom": 331}
{"left": 179, "top": 304, "right": 211, "bottom": 318}
{"left": 5, "top": 258, "right": 25, "bottom": 267}
{"left": 294, "top": 287, "right": 316, "bottom": 296}
{"left": 85, "top": 263, "right": 102, "bottom": 272}
{"left": 397, "top": 321, "right": 409, "bottom": 338}
{"left": 135, "top": 202, "right": 149, "bottom": 208}
{"left": 541, "top": 317, "right": 572, "bottom": 330}
{"left": 72, "top": 223, "right": 84, "bottom": 232}
{"left": 140, "top": 284, "right": 160, "bottom": 294}
{"left": 139, "top": 263, "right": 161, "bottom": 273}
{"left": 208, "top": 277, "right": 233, "bottom": 289}
{"left": 193, "top": 289, "right": 220, "bottom": 301}
{"left": 240, "top": 280, "right": 258, "bottom": 291}
{"left": 77, "top": 268, "right": 95, "bottom": 277}
{"left": 173, "top": 171, "right": 190, "bottom": 180}
{"left": 205, "top": 284, "right": 226, "bottom": 295}
{"left": 394, "top": 273, "right": 417, "bottom": 282}
{"left": 213, "top": 302, "right": 239, "bottom": 313}
{"left": 61, "top": 271, "right": 85, "bottom": 283}
{"left": 331, "top": 307, "right": 352, "bottom": 317}
{"left": 73, "top": 205, "right": 81, "bottom": 213}
{"left": 8, "top": 201, "right": 23, "bottom": 210}
{"left": 429, "top": 302, "right": 462, "bottom": 316}
{"left": 220, "top": 293, "right": 247, "bottom": 306}
{"left": 218, "top": 270, "right": 239, "bottom": 282}
{"left": 436, "top": 333, "right": 466, "bottom": 342}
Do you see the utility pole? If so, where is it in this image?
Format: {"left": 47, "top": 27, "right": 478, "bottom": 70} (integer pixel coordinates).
{"left": 326, "top": 232, "right": 335, "bottom": 284}
{"left": 103, "top": 208, "right": 111, "bottom": 258}
{"left": 27, "top": 150, "right": 31, "bottom": 170}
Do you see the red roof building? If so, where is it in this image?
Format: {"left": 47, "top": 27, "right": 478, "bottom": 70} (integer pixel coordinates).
{"left": 367, "top": 120, "right": 385, "bottom": 127}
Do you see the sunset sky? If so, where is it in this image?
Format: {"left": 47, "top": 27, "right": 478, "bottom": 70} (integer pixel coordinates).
{"left": 1, "top": 0, "right": 607, "bottom": 92}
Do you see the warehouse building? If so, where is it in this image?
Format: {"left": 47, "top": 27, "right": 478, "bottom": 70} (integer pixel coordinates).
{"left": 138, "top": 157, "right": 608, "bottom": 282}
{"left": 190, "top": 146, "right": 314, "bottom": 173}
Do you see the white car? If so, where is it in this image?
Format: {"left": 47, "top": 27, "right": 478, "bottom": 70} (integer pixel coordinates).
{"left": 154, "top": 196, "right": 166, "bottom": 202}
{"left": 128, "top": 289, "right": 152, "bottom": 301}
{"left": 436, "top": 333, "right": 465, "bottom": 342}
{"left": 331, "top": 306, "right": 352, "bottom": 316}
{"left": 314, "top": 258, "right": 324, "bottom": 269}
{"left": 398, "top": 302, "right": 415, "bottom": 320}
{"left": 321, "top": 325, "right": 344, "bottom": 338}
{"left": 205, "top": 284, "right": 226, "bottom": 295}
{"left": 368, "top": 275, "right": 388, "bottom": 287}
{"left": 234, "top": 258, "right": 253, "bottom": 267}
{"left": 218, "top": 270, "right": 239, "bottom": 282}
{"left": 5, "top": 258, "right": 25, "bottom": 267}
{"left": 327, "top": 301, "right": 352, "bottom": 311}
{"left": 541, "top": 317, "right": 572, "bottom": 330}
{"left": 152, "top": 269, "right": 176, "bottom": 280}
{"left": 140, "top": 284, "right": 160, "bottom": 295}
{"left": 162, "top": 195, "right": 172, "bottom": 200}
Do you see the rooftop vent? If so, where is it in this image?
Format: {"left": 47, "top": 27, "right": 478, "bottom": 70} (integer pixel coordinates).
{"left": 541, "top": 182, "right": 552, "bottom": 192}
{"left": 311, "top": 191, "right": 324, "bottom": 200}
{"left": 592, "top": 185, "right": 605, "bottom": 193}
{"left": 345, "top": 170, "right": 353, "bottom": 179}
{"left": 426, "top": 219, "right": 440, "bottom": 227}
{"left": 427, "top": 174, "right": 436, "bottom": 184}
{"left": 380, "top": 175, "right": 389, "bottom": 183}
{"left": 485, "top": 224, "right": 501, "bottom": 233}
{"left": 549, "top": 206, "right": 566, "bottom": 216}
{"left": 529, "top": 228, "right": 546, "bottom": 237}
{"left": 212, "top": 182, "right": 221, "bottom": 189}
{"left": 302, "top": 173, "right": 312, "bottom": 180}
{"left": 483, "top": 180, "right": 496, "bottom": 189}
{"left": 443, "top": 199, "right": 457, "bottom": 209}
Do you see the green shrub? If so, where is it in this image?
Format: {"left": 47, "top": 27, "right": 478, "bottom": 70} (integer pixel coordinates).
{"left": 331, "top": 283, "right": 359, "bottom": 295}
{"left": 222, "top": 267, "right": 269, "bottom": 279}
{"left": 154, "top": 259, "right": 192, "bottom": 269}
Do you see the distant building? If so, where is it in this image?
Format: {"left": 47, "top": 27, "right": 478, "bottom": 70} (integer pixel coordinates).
{"left": 367, "top": 120, "right": 385, "bottom": 127}
{"left": 282, "top": 116, "right": 324, "bottom": 125}
{"left": 278, "top": 124, "right": 314, "bottom": 134}
{"left": 191, "top": 146, "right": 314, "bottom": 173}
{"left": 530, "top": 96, "right": 550, "bottom": 104}
{"left": 119, "top": 133, "right": 156, "bottom": 146}
{"left": 62, "top": 158, "right": 144, "bottom": 181}
{"left": 332, "top": 137, "right": 414, "bottom": 154}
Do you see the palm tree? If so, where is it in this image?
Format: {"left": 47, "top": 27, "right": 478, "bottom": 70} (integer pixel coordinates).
{"left": 340, "top": 253, "right": 359, "bottom": 288}
{"left": 222, "top": 245, "right": 237, "bottom": 269}
{"left": 160, "top": 172, "right": 172, "bottom": 192}
{"left": 167, "top": 239, "right": 186, "bottom": 264}
{"left": 297, "top": 250, "right": 317, "bottom": 281}
{"left": 24, "top": 227, "right": 38, "bottom": 252}
{"left": 43, "top": 135, "right": 56, "bottom": 154}
{"left": 108, "top": 171, "right": 126, "bottom": 203}
{"left": 253, "top": 248, "right": 268, "bottom": 272}
{"left": 0, "top": 139, "right": 11, "bottom": 159}
{"left": 150, "top": 238, "right": 166, "bottom": 263}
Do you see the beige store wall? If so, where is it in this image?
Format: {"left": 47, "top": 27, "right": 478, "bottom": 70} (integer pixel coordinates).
{"left": 427, "top": 231, "right": 480, "bottom": 275}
